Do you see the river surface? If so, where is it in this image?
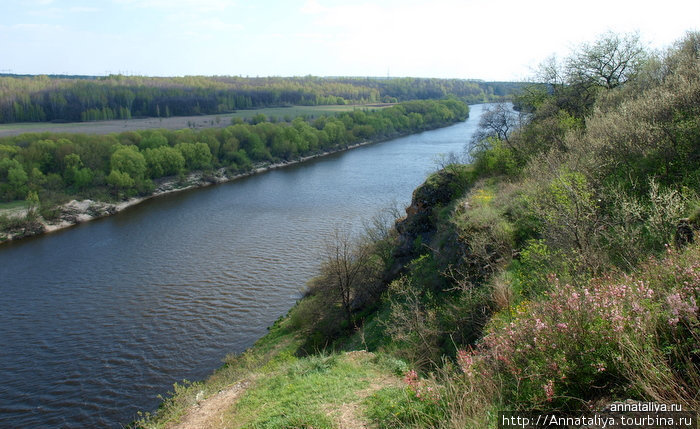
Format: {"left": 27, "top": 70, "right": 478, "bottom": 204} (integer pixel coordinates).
{"left": 0, "top": 104, "right": 487, "bottom": 428}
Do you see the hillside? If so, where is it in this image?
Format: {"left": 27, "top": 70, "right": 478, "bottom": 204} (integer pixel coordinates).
{"left": 135, "top": 32, "right": 700, "bottom": 428}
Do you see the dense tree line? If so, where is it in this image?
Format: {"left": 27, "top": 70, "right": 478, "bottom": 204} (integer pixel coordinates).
{"left": 0, "top": 99, "right": 468, "bottom": 205}
{"left": 0, "top": 74, "right": 510, "bottom": 123}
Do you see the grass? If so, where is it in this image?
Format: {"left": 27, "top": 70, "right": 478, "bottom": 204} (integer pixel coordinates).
{"left": 132, "top": 296, "right": 407, "bottom": 428}
{"left": 0, "top": 200, "right": 28, "bottom": 211}
{"left": 134, "top": 295, "right": 407, "bottom": 429}
{"left": 228, "top": 352, "right": 375, "bottom": 428}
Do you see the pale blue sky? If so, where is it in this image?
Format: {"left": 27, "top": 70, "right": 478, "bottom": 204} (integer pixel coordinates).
{"left": 1, "top": 0, "right": 698, "bottom": 80}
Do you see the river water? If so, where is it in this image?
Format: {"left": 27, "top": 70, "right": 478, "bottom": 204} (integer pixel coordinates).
{"left": 0, "top": 104, "right": 487, "bottom": 428}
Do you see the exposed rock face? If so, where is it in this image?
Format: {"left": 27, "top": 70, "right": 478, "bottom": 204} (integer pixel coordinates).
{"left": 0, "top": 171, "right": 223, "bottom": 243}
{"left": 59, "top": 200, "right": 117, "bottom": 224}
{"left": 392, "top": 168, "right": 465, "bottom": 273}
{"left": 675, "top": 217, "right": 698, "bottom": 248}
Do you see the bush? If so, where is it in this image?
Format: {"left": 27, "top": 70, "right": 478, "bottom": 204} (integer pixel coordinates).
{"left": 451, "top": 185, "right": 515, "bottom": 283}
{"left": 383, "top": 276, "right": 443, "bottom": 367}
{"left": 602, "top": 180, "right": 689, "bottom": 268}
{"left": 511, "top": 239, "right": 565, "bottom": 297}
{"left": 477, "top": 245, "right": 700, "bottom": 411}
{"left": 471, "top": 137, "right": 519, "bottom": 177}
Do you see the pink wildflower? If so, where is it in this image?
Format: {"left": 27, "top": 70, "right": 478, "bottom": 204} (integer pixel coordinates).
{"left": 535, "top": 318, "right": 546, "bottom": 331}
{"left": 457, "top": 349, "right": 475, "bottom": 377}
{"left": 543, "top": 380, "right": 555, "bottom": 402}
{"left": 404, "top": 370, "right": 419, "bottom": 390}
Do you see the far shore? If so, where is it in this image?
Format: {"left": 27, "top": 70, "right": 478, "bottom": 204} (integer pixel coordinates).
{"left": 0, "top": 128, "right": 430, "bottom": 244}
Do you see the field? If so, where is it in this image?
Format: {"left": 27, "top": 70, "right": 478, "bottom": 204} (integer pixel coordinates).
{"left": 0, "top": 104, "right": 389, "bottom": 137}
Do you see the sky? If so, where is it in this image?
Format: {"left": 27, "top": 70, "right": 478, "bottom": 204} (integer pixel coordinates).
{"left": 0, "top": 0, "right": 698, "bottom": 81}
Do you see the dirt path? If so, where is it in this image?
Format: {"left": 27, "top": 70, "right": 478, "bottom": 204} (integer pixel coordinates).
{"left": 328, "top": 375, "right": 402, "bottom": 429}
{"left": 324, "top": 351, "right": 404, "bottom": 429}
{"left": 157, "top": 351, "right": 405, "bottom": 429}
{"left": 168, "top": 380, "right": 250, "bottom": 429}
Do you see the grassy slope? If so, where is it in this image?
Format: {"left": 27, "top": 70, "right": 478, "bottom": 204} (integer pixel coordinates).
{"left": 135, "top": 301, "right": 411, "bottom": 429}
{"left": 135, "top": 168, "right": 498, "bottom": 429}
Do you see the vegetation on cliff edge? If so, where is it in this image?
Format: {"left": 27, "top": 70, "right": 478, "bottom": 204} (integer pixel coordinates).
{"left": 136, "top": 32, "right": 700, "bottom": 428}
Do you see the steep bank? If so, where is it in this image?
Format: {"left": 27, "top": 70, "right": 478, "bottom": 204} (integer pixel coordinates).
{"left": 135, "top": 166, "right": 700, "bottom": 429}
{"left": 136, "top": 33, "right": 700, "bottom": 428}
{"left": 130, "top": 166, "right": 468, "bottom": 428}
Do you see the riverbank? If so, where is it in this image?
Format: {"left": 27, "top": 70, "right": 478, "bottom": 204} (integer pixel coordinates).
{"left": 0, "top": 105, "right": 483, "bottom": 429}
{"left": 134, "top": 164, "right": 700, "bottom": 429}
{"left": 0, "top": 133, "right": 417, "bottom": 244}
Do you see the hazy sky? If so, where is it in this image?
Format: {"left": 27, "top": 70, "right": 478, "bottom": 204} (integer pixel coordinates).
{"left": 1, "top": 0, "right": 698, "bottom": 80}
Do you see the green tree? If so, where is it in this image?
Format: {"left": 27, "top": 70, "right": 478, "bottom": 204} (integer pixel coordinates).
{"left": 25, "top": 190, "right": 40, "bottom": 221}
{"left": 175, "top": 142, "right": 212, "bottom": 170}
{"left": 251, "top": 113, "right": 267, "bottom": 124}
{"left": 0, "top": 159, "right": 29, "bottom": 200}
{"left": 106, "top": 169, "right": 135, "bottom": 194}
{"left": 63, "top": 153, "right": 83, "bottom": 185}
{"left": 566, "top": 31, "right": 647, "bottom": 90}
{"left": 138, "top": 131, "right": 169, "bottom": 150}
{"left": 144, "top": 146, "right": 185, "bottom": 178}
{"left": 110, "top": 146, "right": 147, "bottom": 180}
{"left": 73, "top": 168, "right": 94, "bottom": 190}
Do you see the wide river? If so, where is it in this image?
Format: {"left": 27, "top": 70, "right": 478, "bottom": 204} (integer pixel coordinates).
{"left": 0, "top": 104, "right": 487, "bottom": 428}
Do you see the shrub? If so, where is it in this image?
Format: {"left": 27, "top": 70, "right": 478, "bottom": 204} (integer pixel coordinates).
{"left": 512, "top": 239, "right": 567, "bottom": 297}
{"left": 602, "top": 180, "right": 689, "bottom": 269}
{"left": 451, "top": 186, "right": 515, "bottom": 283}
{"left": 383, "top": 276, "right": 443, "bottom": 367}
{"left": 477, "top": 245, "right": 700, "bottom": 411}
{"left": 471, "top": 137, "right": 519, "bottom": 177}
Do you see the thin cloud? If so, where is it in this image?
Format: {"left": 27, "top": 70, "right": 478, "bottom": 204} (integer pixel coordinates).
{"left": 113, "top": 0, "right": 233, "bottom": 12}
{"left": 69, "top": 7, "right": 99, "bottom": 13}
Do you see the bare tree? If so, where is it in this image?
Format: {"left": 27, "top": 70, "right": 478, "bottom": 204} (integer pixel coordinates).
{"left": 320, "top": 227, "right": 376, "bottom": 327}
{"left": 470, "top": 102, "right": 521, "bottom": 152}
{"left": 536, "top": 54, "right": 567, "bottom": 89}
{"left": 362, "top": 204, "right": 401, "bottom": 269}
{"left": 566, "top": 31, "right": 647, "bottom": 90}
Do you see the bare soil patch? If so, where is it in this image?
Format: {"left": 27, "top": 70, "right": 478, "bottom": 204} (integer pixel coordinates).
{"left": 168, "top": 380, "right": 251, "bottom": 429}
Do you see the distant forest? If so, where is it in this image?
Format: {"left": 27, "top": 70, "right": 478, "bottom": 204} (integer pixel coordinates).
{"left": 0, "top": 74, "right": 521, "bottom": 123}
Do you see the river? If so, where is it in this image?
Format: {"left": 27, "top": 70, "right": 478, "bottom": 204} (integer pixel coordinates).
{"left": 0, "top": 103, "right": 488, "bottom": 428}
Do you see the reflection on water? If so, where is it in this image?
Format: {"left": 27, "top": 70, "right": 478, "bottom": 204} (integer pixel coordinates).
{"left": 0, "top": 104, "right": 487, "bottom": 428}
